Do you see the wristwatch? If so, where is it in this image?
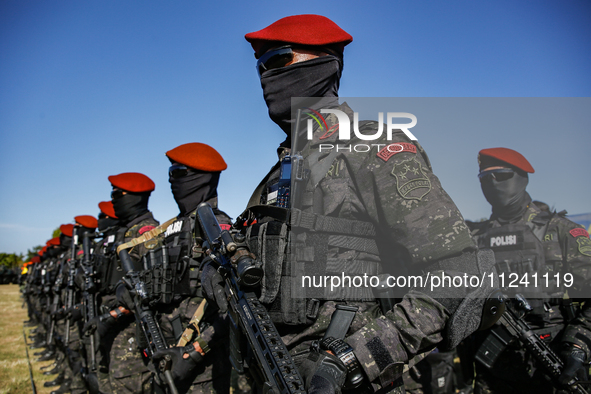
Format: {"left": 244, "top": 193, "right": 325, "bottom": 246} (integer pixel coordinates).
{"left": 319, "top": 336, "right": 365, "bottom": 390}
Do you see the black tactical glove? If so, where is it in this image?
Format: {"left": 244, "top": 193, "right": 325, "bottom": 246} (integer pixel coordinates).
{"left": 152, "top": 344, "right": 203, "bottom": 382}
{"left": 115, "top": 282, "right": 135, "bottom": 311}
{"left": 51, "top": 307, "right": 67, "bottom": 321}
{"left": 67, "top": 303, "right": 83, "bottom": 322}
{"left": 201, "top": 262, "right": 227, "bottom": 313}
{"left": 559, "top": 344, "right": 588, "bottom": 387}
{"left": 301, "top": 350, "right": 348, "bottom": 394}
{"left": 82, "top": 313, "right": 116, "bottom": 338}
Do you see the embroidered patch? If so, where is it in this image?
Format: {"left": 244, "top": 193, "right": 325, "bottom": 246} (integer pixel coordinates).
{"left": 577, "top": 236, "right": 591, "bottom": 257}
{"left": 570, "top": 228, "right": 590, "bottom": 238}
{"left": 165, "top": 220, "right": 183, "bottom": 237}
{"left": 77, "top": 250, "right": 84, "bottom": 256}
{"left": 377, "top": 142, "right": 416, "bottom": 162}
{"left": 139, "top": 225, "right": 155, "bottom": 235}
{"left": 220, "top": 224, "right": 231, "bottom": 231}
{"left": 391, "top": 157, "right": 431, "bottom": 200}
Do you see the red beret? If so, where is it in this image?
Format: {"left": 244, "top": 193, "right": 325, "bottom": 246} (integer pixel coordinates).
{"left": 166, "top": 143, "right": 227, "bottom": 172}
{"left": 108, "top": 172, "right": 155, "bottom": 193}
{"left": 39, "top": 246, "right": 47, "bottom": 255}
{"left": 98, "top": 201, "right": 118, "bottom": 219}
{"left": 47, "top": 237, "right": 60, "bottom": 246}
{"left": 60, "top": 224, "right": 74, "bottom": 237}
{"left": 245, "top": 14, "right": 353, "bottom": 58}
{"left": 75, "top": 215, "right": 98, "bottom": 229}
{"left": 478, "top": 148, "right": 535, "bottom": 173}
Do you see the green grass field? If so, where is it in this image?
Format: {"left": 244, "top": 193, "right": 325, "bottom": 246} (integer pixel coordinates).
{"left": 0, "top": 284, "right": 58, "bottom": 394}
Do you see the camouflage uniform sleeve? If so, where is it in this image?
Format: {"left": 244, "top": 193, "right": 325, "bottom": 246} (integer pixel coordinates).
{"left": 335, "top": 131, "right": 477, "bottom": 386}
{"left": 125, "top": 218, "right": 163, "bottom": 261}
{"left": 556, "top": 218, "right": 591, "bottom": 355}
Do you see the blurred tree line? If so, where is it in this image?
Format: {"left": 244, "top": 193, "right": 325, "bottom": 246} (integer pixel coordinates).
{"left": 0, "top": 227, "right": 60, "bottom": 269}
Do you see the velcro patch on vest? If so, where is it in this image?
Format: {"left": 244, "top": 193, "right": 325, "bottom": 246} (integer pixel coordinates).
{"left": 366, "top": 337, "right": 395, "bottom": 372}
{"left": 391, "top": 157, "right": 431, "bottom": 200}
{"left": 486, "top": 232, "right": 524, "bottom": 250}
{"left": 377, "top": 142, "right": 416, "bottom": 162}
{"left": 139, "top": 225, "right": 155, "bottom": 235}
{"left": 165, "top": 220, "right": 183, "bottom": 237}
{"left": 570, "top": 228, "right": 590, "bottom": 238}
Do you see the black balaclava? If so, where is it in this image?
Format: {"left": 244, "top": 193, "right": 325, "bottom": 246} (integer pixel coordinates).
{"left": 481, "top": 170, "right": 531, "bottom": 222}
{"left": 260, "top": 55, "right": 342, "bottom": 135}
{"left": 170, "top": 171, "right": 220, "bottom": 216}
{"left": 112, "top": 192, "right": 150, "bottom": 224}
{"left": 97, "top": 213, "right": 119, "bottom": 232}
{"left": 60, "top": 234, "right": 72, "bottom": 248}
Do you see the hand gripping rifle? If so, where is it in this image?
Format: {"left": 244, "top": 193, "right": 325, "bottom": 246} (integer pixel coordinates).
{"left": 476, "top": 294, "right": 589, "bottom": 394}
{"left": 117, "top": 247, "right": 179, "bottom": 394}
{"left": 196, "top": 202, "right": 306, "bottom": 394}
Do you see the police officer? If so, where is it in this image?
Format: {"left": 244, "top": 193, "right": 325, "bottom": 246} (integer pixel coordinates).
{"left": 141, "top": 142, "right": 232, "bottom": 393}
{"left": 468, "top": 147, "right": 591, "bottom": 394}
{"left": 107, "top": 172, "right": 161, "bottom": 394}
{"left": 202, "top": 14, "right": 497, "bottom": 393}
{"left": 88, "top": 200, "right": 121, "bottom": 394}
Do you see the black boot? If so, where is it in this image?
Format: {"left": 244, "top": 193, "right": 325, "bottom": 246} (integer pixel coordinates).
{"left": 30, "top": 340, "right": 47, "bottom": 349}
{"left": 37, "top": 351, "right": 56, "bottom": 362}
{"left": 44, "top": 371, "right": 65, "bottom": 387}
{"left": 43, "top": 364, "right": 63, "bottom": 375}
{"left": 50, "top": 379, "right": 72, "bottom": 394}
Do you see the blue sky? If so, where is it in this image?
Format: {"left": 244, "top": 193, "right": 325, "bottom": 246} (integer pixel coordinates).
{"left": 1, "top": 0, "right": 590, "bottom": 255}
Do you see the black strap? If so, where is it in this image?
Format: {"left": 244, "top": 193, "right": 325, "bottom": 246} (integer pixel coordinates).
{"left": 171, "top": 314, "right": 183, "bottom": 343}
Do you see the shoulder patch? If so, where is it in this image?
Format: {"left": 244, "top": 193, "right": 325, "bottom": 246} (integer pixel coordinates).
{"left": 77, "top": 250, "right": 84, "bottom": 256}
{"left": 220, "top": 224, "right": 231, "bottom": 231}
{"left": 377, "top": 143, "right": 416, "bottom": 162}
{"left": 139, "top": 225, "right": 156, "bottom": 235}
{"left": 391, "top": 157, "right": 431, "bottom": 200}
{"left": 576, "top": 237, "right": 591, "bottom": 257}
{"left": 570, "top": 228, "right": 590, "bottom": 238}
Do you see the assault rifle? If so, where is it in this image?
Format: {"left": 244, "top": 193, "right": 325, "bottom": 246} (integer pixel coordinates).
{"left": 117, "top": 247, "right": 178, "bottom": 394}
{"left": 196, "top": 202, "right": 306, "bottom": 394}
{"left": 64, "top": 227, "right": 79, "bottom": 344}
{"left": 81, "top": 231, "right": 100, "bottom": 393}
{"left": 46, "top": 262, "right": 64, "bottom": 349}
{"left": 476, "top": 294, "right": 588, "bottom": 394}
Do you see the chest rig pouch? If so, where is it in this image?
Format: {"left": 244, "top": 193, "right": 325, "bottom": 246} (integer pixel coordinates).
{"left": 94, "top": 233, "right": 123, "bottom": 295}
{"left": 240, "top": 141, "right": 382, "bottom": 326}
{"left": 478, "top": 216, "right": 563, "bottom": 305}
{"left": 140, "top": 215, "right": 199, "bottom": 306}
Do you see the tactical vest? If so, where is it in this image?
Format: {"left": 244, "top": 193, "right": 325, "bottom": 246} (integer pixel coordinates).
{"left": 240, "top": 124, "right": 407, "bottom": 326}
{"left": 140, "top": 209, "right": 232, "bottom": 305}
{"left": 475, "top": 212, "right": 564, "bottom": 303}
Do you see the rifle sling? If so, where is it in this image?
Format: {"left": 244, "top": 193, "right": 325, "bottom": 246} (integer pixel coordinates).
{"left": 176, "top": 299, "right": 207, "bottom": 347}
{"left": 116, "top": 217, "right": 176, "bottom": 254}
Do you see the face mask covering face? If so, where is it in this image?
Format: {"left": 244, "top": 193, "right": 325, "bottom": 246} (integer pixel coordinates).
{"left": 481, "top": 170, "right": 530, "bottom": 221}
{"left": 170, "top": 171, "right": 220, "bottom": 216}
{"left": 112, "top": 193, "right": 149, "bottom": 223}
{"left": 98, "top": 217, "right": 119, "bottom": 232}
{"left": 260, "top": 55, "right": 342, "bottom": 135}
